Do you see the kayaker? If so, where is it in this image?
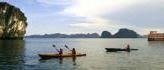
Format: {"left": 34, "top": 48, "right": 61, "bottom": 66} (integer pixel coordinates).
{"left": 72, "top": 48, "right": 76, "bottom": 55}
{"left": 126, "top": 44, "right": 130, "bottom": 51}
{"left": 59, "top": 48, "right": 63, "bottom": 56}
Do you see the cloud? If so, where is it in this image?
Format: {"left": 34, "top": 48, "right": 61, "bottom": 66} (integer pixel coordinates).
{"left": 70, "top": 17, "right": 107, "bottom": 27}
{"left": 10, "top": 0, "right": 164, "bottom": 35}
{"left": 35, "top": 0, "right": 73, "bottom": 5}
{"left": 60, "top": 0, "right": 145, "bottom": 33}
{"left": 60, "top": 0, "right": 164, "bottom": 34}
{"left": 62, "top": 0, "right": 146, "bottom": 17}
{"left": 104, "top": 0, "right": 164, "bottom": 33}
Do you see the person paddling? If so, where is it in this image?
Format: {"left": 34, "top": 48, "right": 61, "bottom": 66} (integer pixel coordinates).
{"left": 72, "top": 48, "right": 76, "bottom": 55}
{"left": 53, "top": 44, "right": 63, "bottom": 56}
{"left": 126, "top": 44, "right": 130, "bottom": 51}
{"left": 59, "top": 48, "right": 63, "bottom": 56}
{"left": 64, "top": 44, "right": 76, "bottom": 55}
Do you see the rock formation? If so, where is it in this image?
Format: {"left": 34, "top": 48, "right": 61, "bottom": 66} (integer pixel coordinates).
{"left": 100, "top": 31, "right": 112, "bottom": 38}
{"left": 113, "top": 28, "right": 139, "bottom": 38}
{"left": 0, "top": 2, "right": 27, "bottom": 39}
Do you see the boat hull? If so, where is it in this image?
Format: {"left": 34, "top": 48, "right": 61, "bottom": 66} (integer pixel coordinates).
{"left": 105, "top": 48, "right": 138, "bottom": 52}
{"left": 39, "top": 53, "right": 86, "bottom": 59}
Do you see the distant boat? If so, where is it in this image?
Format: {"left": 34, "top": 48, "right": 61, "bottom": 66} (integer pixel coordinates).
{"left": 105, "top": 48, "right": 138, "bottom": 52}
{"left": 148, "top": 31, "right": 164, "bottom": 41}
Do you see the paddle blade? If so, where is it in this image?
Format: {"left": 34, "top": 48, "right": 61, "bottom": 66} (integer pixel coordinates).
{"left": 65, "top": 45, "right": 69, "bottom": 49}
{"left": 53, "top": 44, "right": 56, "bottom": 47}
{"left": 52, "top": 44, "right": 60, "bottom": 52}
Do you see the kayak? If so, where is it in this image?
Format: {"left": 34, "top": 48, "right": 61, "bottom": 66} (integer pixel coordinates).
{"left": 39, "top": 53, "right": 86, "bottom": 59}
{"left": 105, "top": 48, "right": 138, "bottom": 52}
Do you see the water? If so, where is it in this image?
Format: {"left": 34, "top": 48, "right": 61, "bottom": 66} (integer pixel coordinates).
{"left": 0, "top": 38, "right": 164, "bottom": 70}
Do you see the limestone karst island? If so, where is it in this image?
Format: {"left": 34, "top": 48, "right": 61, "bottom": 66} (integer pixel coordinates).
{"left": 0, "top": 2, "right": 27, "bottom": 39}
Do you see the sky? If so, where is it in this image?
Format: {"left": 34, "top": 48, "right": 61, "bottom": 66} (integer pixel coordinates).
{"left": 4, "top": 0, "right": 164, "bottom": 35}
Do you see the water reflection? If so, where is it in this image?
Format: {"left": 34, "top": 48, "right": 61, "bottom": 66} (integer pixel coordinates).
{"left": 148, "top": 41, "right": 164, "bottom": 47}
{"left": 59, "top": 57, "right": 63, "bottom": 64}
{"left": 72, "top": 57, "right": 77, "bottom": 65}
{"left": 40, "top": 57, "right": 77, "bottom": 65}
{"left": 0, "top": 40, "right": 25, "bottom": 69}
{"left": 59, "top": 57, "right": 77, "bottom": 65}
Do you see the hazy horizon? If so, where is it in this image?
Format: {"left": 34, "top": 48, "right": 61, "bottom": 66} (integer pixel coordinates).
{"left": 4, "top": 0, "right": 164, "bottom": 35}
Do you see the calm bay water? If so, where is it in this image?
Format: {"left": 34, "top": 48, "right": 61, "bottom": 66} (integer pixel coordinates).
{"left": 0, "top": 38, "right": 164, "bottom": 70}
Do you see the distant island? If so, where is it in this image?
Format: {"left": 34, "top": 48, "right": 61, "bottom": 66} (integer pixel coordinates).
{"left": 26, "top": 33, "right": 100, "bottom": 38}
{"left": 26, "top": 28, "right": 143, "bottom": 38}
{"left": 113, "top": 28, "right": 139, "bottom": 38}
{"left": 101, "top": 28, "right": 141, "bottom": 38}
{"left": 100, "top": 31, "right": 112, "bottom": 38}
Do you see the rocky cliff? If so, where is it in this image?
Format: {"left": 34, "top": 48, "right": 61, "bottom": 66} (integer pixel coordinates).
{"left": 113, "top": 28, "right": 139, "bottom": 38}
{"left": 100, "top": 31, "right": 112, "bottom": 38}
{"left": 0, "top": 2, "right": 27, "bottom": 39}
{"left": 100, "top": 28, "right": 140, "bottom": 38}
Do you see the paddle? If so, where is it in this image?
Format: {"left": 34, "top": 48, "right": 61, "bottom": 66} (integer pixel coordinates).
{"left": 52, "top": 44, "right": 59, "bottom": 52}
{"left": 64, "top": 45, "right": 72, "bottom": 51}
